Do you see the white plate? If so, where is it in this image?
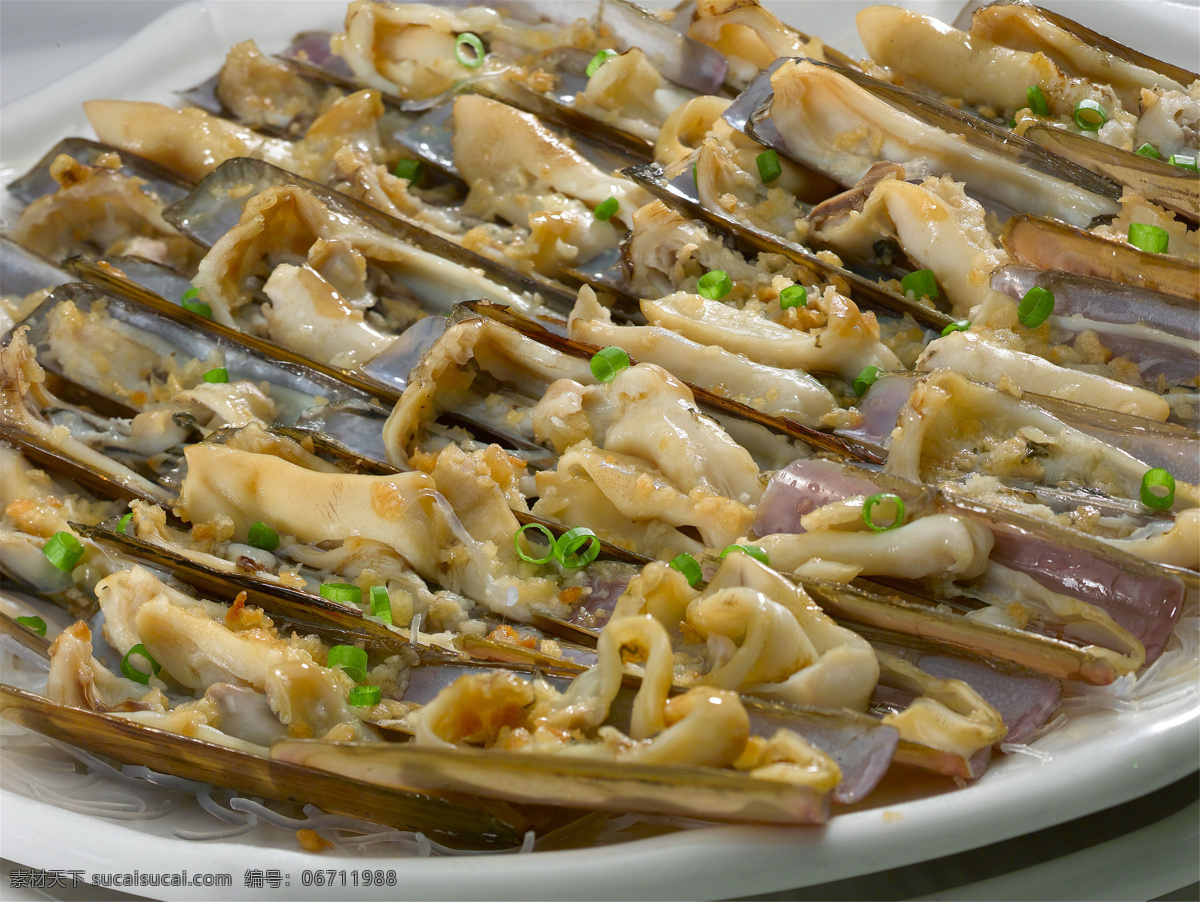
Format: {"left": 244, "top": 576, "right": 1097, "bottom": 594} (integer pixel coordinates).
{"left": 2, "top": 3, "right": 1198, "bottom": 899}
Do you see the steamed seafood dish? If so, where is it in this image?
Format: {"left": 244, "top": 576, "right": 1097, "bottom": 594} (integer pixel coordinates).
{"left": 2, "top": 0, "right": 1197, "bottom": 858}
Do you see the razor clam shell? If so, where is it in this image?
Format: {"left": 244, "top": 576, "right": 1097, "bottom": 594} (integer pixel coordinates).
{"left": 20, "top": 279, "right": 369, "bottom": 425}
{"left": 1023, "top": 125, "right": 1199, "bottom": 224}
{"left": 954, "top": 1, "right": 1200, "bottom": 89}
{"left": 0, "top": 236, "right": 70, "bottom": 299}
{"left": 162, "top": 156, "right": 578, "bottom": 313}
{"left": 0, "top": 422, "right": 173, "bottom": 508}
{"left": 857, "top": 625, "right": 1061, "bottom": 747}
{"left": 1, "top": 611, "right": 54, "bottom": 662}
{"left": 0, "top": 684, "right": 521, "bottom": 846}
{"left": 70, "top": 520, "right": 465, "bottom": 665}
{"left": 621, "top": 160, "right": 955, "bottom": 332}
{"left": 65, "top": 257, "right": 406, "bottom": 408}
{"left": 990, "top": 265, "right": 1198, "bottom": 341}
{"left": 739, "top": 59, "right": 1122, "bottom": 214}
{"left": 4, "top": 138, "right": 193, "bottom": 207}
{"left": 1001, "top": 214, "right": 1200, "bottom": 302}
{"left": 272, "top": 739, "right": 830, "bottom": 826}
{"left": 460, "top": 300, "right": 885, "bottom": 464}
{"left": 796, "top": 576, "right": 1119, "bottom": 685}
{"left": 944, "top": 495, "right": 1188, "bottom": 663}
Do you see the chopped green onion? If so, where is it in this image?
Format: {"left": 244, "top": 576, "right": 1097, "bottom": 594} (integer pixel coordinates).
{"left": 1073, "top": 99, "right": 1107, "bottom": 130}
{"left": 1008, "top": 118, "right": 1017, "bottom": 129}
{"left": 853, "top": 365, "right": 881, "bottom": 397}
{"left": 862, "top": 493, "right": 906, "bottom": 531}
{"left": 350, "top": 684, "right": 381, "bottom": 707}
{"left": 369, "top": 585, "right": 393, "bottom": 625}
{"left": 669, "top": 552, "right": 702, "bottom": 587}
{"left": 1135, "top": 143, "right": 1162, "bottom": 160}
{"left": 117, "top": 512, "right": 133, "bottom": 535}
{"left": 15, "top": 615, "right": 46, "bottom": 636}
{"left": 1026, "top": 85, "right": 1049, "bottom": 116}
{"left": 181, "top": 287, "right": 199, "bottom": 303}
{"left": 514, "top": 523, "right": 555, "bottom": 565}
{"left": 320, "top": 582, "right": 362, "bottom": 604}
{"left": 593, "top": 196, "right": 619, "bottom": 221}
{"left": 42, "top": 531, "right": 83, "bottom": 572}
{"left": 1169, "top": 154, "right": 1198, "bottom": 172}
{"left": 586, "top": 48, "right": 618, "bottom": 77}
{"left": 120, "top": 644, "right": 161, "bottom": 684}
{"left": 900, "top": 269, "right": 939, "bottom": 300}
{"left": 327, "top": 645, "right": 369, "bottom": 682}
{"left": 247, "top": 520, "right": 280, "bottom": 551}
{"left": 590, "top": 346, "right": 631, "bottom": 383}
{"left": 719, "top": 544, "right": 769, "bottom": 565}
{"left": 756, "top": 149, "right": 782, "bottom": 183}
{"left": 454, "top": 32, "right": 485, "bottom": 68}
{"left": 202, "top": 367, "right": 228, "bottom": 384}
{"left": 555, "top": 527, "right": 600, "bottom": 569}
{"left": 941, "top": 319, "right": 971, "bottom": 336}
{"left": 779, "top": 284, "right": 807, "bottom": 310}
{"left": 1017, "top": 286, "right": 1055, "bottom": 328}
{"left": 1140, "top": 468, "right": 1176, "bottom": 510}
{"left": 1128, "top": 223, "right": 1169, "bottom": 255}
{"left": 182, "top": 300, "right": 213, "bottom": 318}
{"left": 696, "top": 269, "right": 732, "bottom": 300}
{"left": 393, "top": 158, "right": 423, "bottom": 182}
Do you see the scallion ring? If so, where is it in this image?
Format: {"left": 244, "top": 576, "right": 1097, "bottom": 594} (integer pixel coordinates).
{"left": 669, "top": 552, "right": 702, "bottom": 587}
{"left": 696, "top": 269, "right": 732, "bottom": 300}
{"left": 327, "top": 645, "right": 369, "bottom": 682}
{"left": 117, "top": 512, "right": 133, "bottom": 535}
{"left": 454, "top": 32, "right": 485, "bottom": 68}
{"left": 350, "top": 684, "right": 381, "bottom": 707}
{"left": 593, "top": 196, "right": 619, "bottom": 221}
{"left": 941, "top": 319, "right": 971, "bottom": 336}
{"left": 862, "top": 493, "right": 906, "bottom": 531}
{"left": 779, "top": 284, "right": 807, "bottom": 310}
{"left": 247, "top": 520, "right": 280, "bottom": 551}
{"left": 586, "top": 48, "right": 618, "bottom": 77}
{"left": 853, "top": 365, "right": 881, "bottom": 397}
{"left": 393, "top": 158, "right": 422, "bottom": 182}
{"left": 369, "top": 585, "right": 393, "bottom": 625}
{"left": 120, "top": 644, "right": 161, "bottom": 684}
{"left": 756, "top": 149, "right": 782, "bottom": 183}
{"left": 555, "top": 527, "right": 600, "bottom": 569}
{"left": 1135, "top": 143, "right": 1161, "bottom": 160}
{"left": 1169, "top": 154, "right": 1198, "bottom": 172}
{"left": 1017, "top": 286, "right": 1055, "bottom": 328}
{"left": 203, "top": 367, "right": 228, "bottom": 384}
{"left": 1140, "top": 468, "right": 1176, "bottom": 510}
{"left": 320, "top": 582, "right": 362, "bottom": 604}
{"left": 1026, "top": 85, "right": 1049, "bottom": 116}
{"left": 719, "top": 544, "right": 769, "bottom": 565}
{"left": 1073, "top": 99, "right": 1107, "bottom": 130}
{"left": 42, "top": 531, "right": 83, "bottom": 572}
{"left": 590, "top": 346, "right": 630, "bottom": 383}
{"left": 514, "top": 523, "right": 555, "bottom": 565}
{"left": 900, "top": 269, "right": 939, "bottom": 300}
{"left": 1128, "top": 223, "right": 1169, "bottom": 255}
{"left": 16, "top": 615, "right": 46, "bottom": 636}
{"left": 180, "top": 287, "right": 212, "bottom": 319}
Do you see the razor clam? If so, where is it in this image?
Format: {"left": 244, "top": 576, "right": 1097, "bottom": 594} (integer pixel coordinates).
{"left": 622, "top": 156, "right": 954, "bottom": 332}
{"left": 4, "top": 137, "right": 192, "bottom": 208}
{"left": 1001, "top": 214, "right": 1200, "bottom": 302}
{"left": 686, "top": 0, "right": 860, "bottom": 89}
{"left": 1023, "top": 126, "right": 1199, "bottom": 223}
{"left": 4, "top": 149, "right": 205, "bottom": 275}
{"left": 956, "top": 2, "right": 1198, "bottom": 107}
{"left": 0, "top": 686, "right": 521, "bottom": 845}
{"left": 738, "top": 58, "right": 1121, "bottom": 228}
{"left": 989, "top": 265, "right": 1199, "bottom": 388}
{"left": 178, "top": 40, "right": 338, "bottom": 138}
{"left": 0, "top": 237, "right": 69, "bottom": 333}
